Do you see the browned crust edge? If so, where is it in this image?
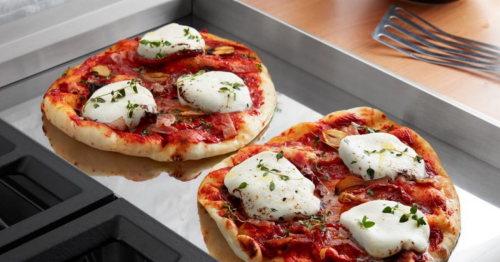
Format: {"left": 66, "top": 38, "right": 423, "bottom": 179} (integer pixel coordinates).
{"left": 197, "top": 107, "right": 460, "bottom": 262}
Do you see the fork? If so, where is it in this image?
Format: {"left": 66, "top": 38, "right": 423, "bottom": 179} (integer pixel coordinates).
{"left": 372, "top": 5, "right": 500, "bottom": 73}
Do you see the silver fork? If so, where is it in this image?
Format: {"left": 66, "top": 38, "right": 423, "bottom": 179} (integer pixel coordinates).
{"left": 372, "top": 5, "right": 500, "bottom": 73}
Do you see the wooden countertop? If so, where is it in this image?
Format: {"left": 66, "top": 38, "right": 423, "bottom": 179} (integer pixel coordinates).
{"left": 241, "top": 0, "right": 500, "bottom": 121}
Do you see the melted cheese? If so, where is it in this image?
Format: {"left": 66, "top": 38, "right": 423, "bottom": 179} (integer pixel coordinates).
{"left": 338, "top": 133, "right": 425, "bottom": 181}
{"left": 137, "top": 23, "right": 205, "bottom": 59}
{"left": 224, "top": 151, "right": 320, "bottom": 221}
{"left": 82, "top": 81, "right": 156, "bottom": 130}
{"left": 340, "top": 200, "right": 430, "bottom": 258}
{"left": 177, "top": 71, "right": 253, "bottom": 113}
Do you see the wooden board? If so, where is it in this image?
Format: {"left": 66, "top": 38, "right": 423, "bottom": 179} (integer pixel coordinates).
{"left": 241, "top": 0, "right": 500, "bottom": 121}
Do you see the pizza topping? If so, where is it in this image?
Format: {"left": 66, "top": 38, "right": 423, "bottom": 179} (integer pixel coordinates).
{"left": 209, "top": 46, "right": 235, "bottom": 56}
{"left": 339, "top": 200, "right": 430, "bottom": 258}
{"left": 104, "top": 116, "right": 127, "bottom": 131}
{"left": 177, "top": 71, "right": 253, "bottom": 113}
{"left": 91, "top": 65, "right": 111, "bottom": 77}
{"left": 339, "top": 133, "right": 426, "bottom": 181}
{"left": 224, "top": 151, "right": 320, "bottom": 221}
{"left": 141, "top": 72, "right": 170, "bottom": 83}
{"left": 322, "top": 129, "right": 348, "bottom": 148}
{"left": 137, "top": 23, "right": 205, "bottom": 60}
{"left": 217, "top": 113, "right": 238, "bottom": 139}
{"left": 82, "top": 80, "right": 157, "bottom": 130}
{"left": 156, "top": 113, "right": 176, "bottom": 128}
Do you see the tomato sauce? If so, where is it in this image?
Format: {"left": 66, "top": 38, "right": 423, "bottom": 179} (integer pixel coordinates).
{"left": 203, "top": 117, "right": 448, "bottom": 261}
{"left": 47, "top": 31, "right": 266, "bottom": 144}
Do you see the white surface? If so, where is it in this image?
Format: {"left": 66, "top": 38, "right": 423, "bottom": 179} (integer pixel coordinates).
{"left": 340, "top": 200, "right": 429, "bottom": 258}
{"left": 224, "top": 151, "right": 320, "bottom": 221}
{"left": 339, "top": 133, "right": 425, "bottom": 181}
{"left": 1, "top": 93, "right": 499, "bottom": 260}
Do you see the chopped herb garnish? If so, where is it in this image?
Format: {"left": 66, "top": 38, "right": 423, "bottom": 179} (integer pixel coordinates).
{"left": 351, "top": 122, "right": 379, "bottom": 133}
{"left": 410, "top": 204, "right": 418, "bottom": 214}
{"left": 386, "top": 125, "right": 394, "bottom": 132}
{"left": 414, "top": 155, "right": 423, "bottom": 163}
{"left": 256, "top": 64, "right": 263, "bottom": 72}
{"left": 367, "top": 166, "right": 375, "bottom": 179}
{"left": 314, "top": 137, "right": 320, "bottom": 147}
{"left": 382, "top": 204, "right": 398, "bottom": 214}
{"left": 126, "top": 100, "right": 139, "bottom": 118}
{"left": 139, "top": 39, "right": 171, "bottom": 48}
{"left": 182, "top": 28, "right": 201, "bottom": 42}
{"left": 238, "top": 182, "right": 248, "bottom": 189}
{"left": 382, "top": 203, "right": 426, "bottom": 227}
{"left": 367, "top": 188, "right": 374, "bottom": 196}
{"left": 299, "top": 213, "right": 329, "bottom": 231}
{"left": 132, "top": 67, "right": 147, "bottom": 73}
{"left": 269, "top": 181, "right": 275, "bottom": 191}
{"left": 218, "top": 81, "right": 244, "bottom": 107}
{"left": 256, "top": 159, "right": 296, "bottom": 181}
{"left": 358, "top": 215, "right": 375, "bottom": 229}
{"left": 222, "top": 203, "right": 245, "bottom": 223}
{"left": 351, "top": 160, "right": 357, "bottom": 164}
{"left": 276, "top": 151, "right": 284, "bottom": 161}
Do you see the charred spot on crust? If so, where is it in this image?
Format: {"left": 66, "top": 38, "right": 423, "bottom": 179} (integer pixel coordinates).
{"left": 238, "top": 238, "right": 259, "bottom": 259}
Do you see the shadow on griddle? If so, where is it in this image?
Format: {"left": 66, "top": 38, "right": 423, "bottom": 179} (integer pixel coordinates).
{"left": 41, "top": 114, "right": 269, "bottom": 182}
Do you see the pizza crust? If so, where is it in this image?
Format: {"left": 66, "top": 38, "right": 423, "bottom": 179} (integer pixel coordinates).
{"left": 198, "top": 107, "right": 461, "bottom": 262}
{"left": 42, "top": 54, "right": 277, "bottom": 162}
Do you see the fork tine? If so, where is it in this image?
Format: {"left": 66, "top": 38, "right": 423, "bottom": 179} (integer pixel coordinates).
{"left": 387, "top": 22, "right": 500, "bottom": 63}
{"left": 397, "top": 7, "right": 500, "bottom": 52}
{"left": 393, "top": 10, "right": 500, "bottom": 58}
{"left": 380, "top": 30, "right": 500, "bottom": 71}
{"left": 373, "top": 5, "right": 500, "bottom": 73}
{"left": 377, "top": 33, "right": 500, "bottom": 73}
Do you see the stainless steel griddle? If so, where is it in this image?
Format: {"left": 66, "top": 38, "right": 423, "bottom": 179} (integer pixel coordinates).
{"left": 1, "top": 0, "right": 499, "bottom": 261}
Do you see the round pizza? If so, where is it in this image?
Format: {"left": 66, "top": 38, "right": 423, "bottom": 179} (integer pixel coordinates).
{"left": 42, "top": 23, "right": 277, "bottom": 162}
{"left": 198, "top": 107, "right": 460, "bottom": 261}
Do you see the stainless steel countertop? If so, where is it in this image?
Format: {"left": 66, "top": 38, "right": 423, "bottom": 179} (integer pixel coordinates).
{"left": 1, "top": 1, "right": 500, "bottom": 260}
{"left": 1, "top": 16, "right": 500, "bottom": 261}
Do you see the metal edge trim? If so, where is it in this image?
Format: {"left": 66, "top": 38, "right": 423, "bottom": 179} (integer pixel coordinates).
{"left": 0, "top": 0, "right": 191, "bottom": 88}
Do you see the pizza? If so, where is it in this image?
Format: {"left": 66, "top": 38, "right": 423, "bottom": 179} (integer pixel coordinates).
{"left": 41, "top": 23, "right": 277, "bottom": 162}
{"left": 198, "top": 107, "right": 460, "bottom": 261}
